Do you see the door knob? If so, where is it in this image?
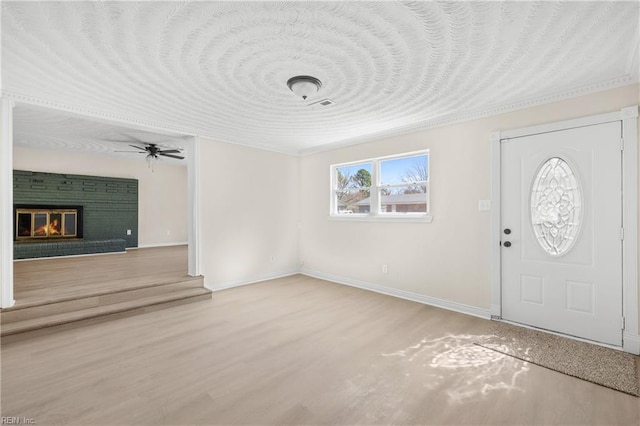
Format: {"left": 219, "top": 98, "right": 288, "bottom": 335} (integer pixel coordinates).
{"left": 503, "top": 241, "right": 512, "bottom": 247}
{"left": 504, "top": 228, "right": 511, "bottom": 235}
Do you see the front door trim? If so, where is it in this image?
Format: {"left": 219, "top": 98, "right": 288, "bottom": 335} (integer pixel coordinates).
{"left": 490, "top": 106, "right": 639, "bottom": 354}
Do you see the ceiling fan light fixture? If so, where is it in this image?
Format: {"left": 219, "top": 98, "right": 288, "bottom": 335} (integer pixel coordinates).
{"left": 287, "top": 75, "right": 322, "bottom": 100}
{"left": 146, "top": 153, "right": 158, "bottom": 172}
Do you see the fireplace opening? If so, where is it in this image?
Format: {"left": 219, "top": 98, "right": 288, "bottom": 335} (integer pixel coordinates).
{"left": 14, "top": 205, "right": 83, "bottom": 241}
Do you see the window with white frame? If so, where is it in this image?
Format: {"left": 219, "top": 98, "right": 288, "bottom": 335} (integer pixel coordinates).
{"left": 331, "top": 151, "right": 429, "bottom": 218}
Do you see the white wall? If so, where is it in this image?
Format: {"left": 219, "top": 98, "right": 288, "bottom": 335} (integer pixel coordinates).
{"left": 13, "top": 147, "right": 188, "bottom": 247}
{"left": 197, "top": 138, "right": 299, "bottom": 289}
{"left": 300, "top": 84, "right": 640, "bottom": 315}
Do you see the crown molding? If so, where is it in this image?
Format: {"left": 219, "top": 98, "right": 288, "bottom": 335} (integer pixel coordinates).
{"left": 626, "top": 25, "right": 640, "bottom": 83}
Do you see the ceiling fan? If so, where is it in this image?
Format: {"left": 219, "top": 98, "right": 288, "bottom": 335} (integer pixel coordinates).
{"left": 114, "top": 142, "right": 185, "bottom": 160}
{"left": 112, "top": 138, "right": 185, "bottom": 171}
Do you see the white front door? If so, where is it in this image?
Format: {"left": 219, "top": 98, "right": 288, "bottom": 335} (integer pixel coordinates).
{"left": 501, "top": 121, "right": 623, "bottom": 346}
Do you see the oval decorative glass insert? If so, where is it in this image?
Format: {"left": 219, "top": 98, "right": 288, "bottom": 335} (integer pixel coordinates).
{"left": 530, "top": 157, "right": 582, "bottom": 256}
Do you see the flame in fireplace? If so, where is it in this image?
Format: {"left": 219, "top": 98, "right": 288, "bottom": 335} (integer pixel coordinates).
{"left": 49, "top": 218, "right": 61, "bottom": 235}
{"left": 34, "top": 218, "right": 61, "bottom": 237}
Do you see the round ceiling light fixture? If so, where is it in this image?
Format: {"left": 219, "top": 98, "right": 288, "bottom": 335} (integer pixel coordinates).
{"left": 287, "top": 75, "right": 322, "bottom": 100}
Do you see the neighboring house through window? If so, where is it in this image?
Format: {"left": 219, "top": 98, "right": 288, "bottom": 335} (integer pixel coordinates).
{"left": 331, "top": 151, "right": 430, "bottom": 220}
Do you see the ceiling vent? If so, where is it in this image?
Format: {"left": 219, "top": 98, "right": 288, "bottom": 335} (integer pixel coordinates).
{"left": 308, "top": 98, "right": 335, "bottom": 108}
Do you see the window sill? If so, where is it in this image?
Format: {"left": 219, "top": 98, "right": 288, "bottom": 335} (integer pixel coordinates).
{"left": 328, "top": 214, "right": 433, "bottom": 223}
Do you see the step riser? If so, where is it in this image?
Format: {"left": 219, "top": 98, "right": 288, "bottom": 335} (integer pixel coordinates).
{"left": 1, "top": 287, "right": 211, "bottom": 336}
{"left": 1, "top": 278, "right": 204, "bottom": 323}
{"left": 1, "top": 293, "right": 212, "bottom": 343}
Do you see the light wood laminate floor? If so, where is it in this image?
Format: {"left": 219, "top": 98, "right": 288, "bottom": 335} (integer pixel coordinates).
{"left": 12, "top": 245, "right": 189, "bottom": 306}
{"left": 2, "top": 274, "right": 639, "bottom": 425}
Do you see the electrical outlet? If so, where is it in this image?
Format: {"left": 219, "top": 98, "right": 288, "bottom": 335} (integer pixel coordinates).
{"left": 382, "top": 264, "right": 388, "bottom": 273}
{"left": 126, "top": 229, "right": 132, "bottom": 236}
{"left": 270, "top": 255, "right": 276, "bottom": 263}
{"left": 478, "top": 200, "right": 491, "bottom": 211}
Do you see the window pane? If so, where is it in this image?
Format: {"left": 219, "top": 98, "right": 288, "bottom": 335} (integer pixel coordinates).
{"left": 336, "top": 189, "right": 371, "bottom": 214}
{"left": 17, "top": 213, "right": 32, "bottom": 237}
{"left": 530, "top": 157, "right": 581, "bottom": 256}
{"left": 34, "top": 213, "right": 48, "bottom": 237}
{"left": 379, "top": 185, "right": 427, "bottom": 213}
{"left": 64, "top": 213, "right": 77, "bottom": 236}
{"left": 335, "top": 162, "right": 372, "bottom": 190}
{"left": 380, "top": 154, "right": 428, "bottom": 186}
{"left": 49, "top": 213, "right": 62, "bottom": 236}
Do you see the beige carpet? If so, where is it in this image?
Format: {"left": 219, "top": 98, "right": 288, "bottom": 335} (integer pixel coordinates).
{"left": 475, "top": 322, "right": 639, "bottom": 396}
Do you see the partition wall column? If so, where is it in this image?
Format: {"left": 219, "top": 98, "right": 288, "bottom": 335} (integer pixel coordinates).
{"left": 0, "top": 98, "right": 15, "bottom": 308}
{"left": 186, "top": 135, "right": 201, "bottom": 277}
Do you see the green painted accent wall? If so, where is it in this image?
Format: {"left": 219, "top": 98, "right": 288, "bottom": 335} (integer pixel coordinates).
{"left": 13, "top": 170, "right": 138, "bottom": 247}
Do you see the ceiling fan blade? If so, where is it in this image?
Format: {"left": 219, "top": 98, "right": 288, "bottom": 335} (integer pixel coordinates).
{"left": 114, "top": 150, "right": 147, "bottom": 153}
{"left": 159, "top": 153, "right": 185, "bottom": 159}
{"left": 158, "top": 149, "right": 182, "bottom": 154}
{"left": 129, "top": 144, "right": 148, "bottom": 151}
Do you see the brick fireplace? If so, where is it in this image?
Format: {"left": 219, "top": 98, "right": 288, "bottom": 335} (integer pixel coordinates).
{"left": 13, "top": 170, "right": 139, "bottom": 259}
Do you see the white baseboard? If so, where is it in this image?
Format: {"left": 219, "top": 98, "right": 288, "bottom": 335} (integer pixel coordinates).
{"left": 623, "top": 332, "right": 640, "bottom": 355}
{"left": 135, "top": 242, "right": 188, "bottom": 249}
{"left": 206, "top": 270, "right": 299, "bottom": 292}
{"left": 301, "top": 269, "right": 491, "bottom": 320}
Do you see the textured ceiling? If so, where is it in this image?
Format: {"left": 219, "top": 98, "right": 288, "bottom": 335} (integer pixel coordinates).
{"left": 12, "top": 105, "right": 189, "bottom": 165}
{"left": 2, "top": 1, "right": 639, "bottom": 156}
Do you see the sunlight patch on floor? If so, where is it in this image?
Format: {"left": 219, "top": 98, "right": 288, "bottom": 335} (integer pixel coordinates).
{"left": 382, "top": 334, "right": 530, "bottom": 404}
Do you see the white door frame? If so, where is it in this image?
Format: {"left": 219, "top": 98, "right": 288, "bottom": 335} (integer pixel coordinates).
{"left": 490, "top": 106, "right": 639, "bottom": 354}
